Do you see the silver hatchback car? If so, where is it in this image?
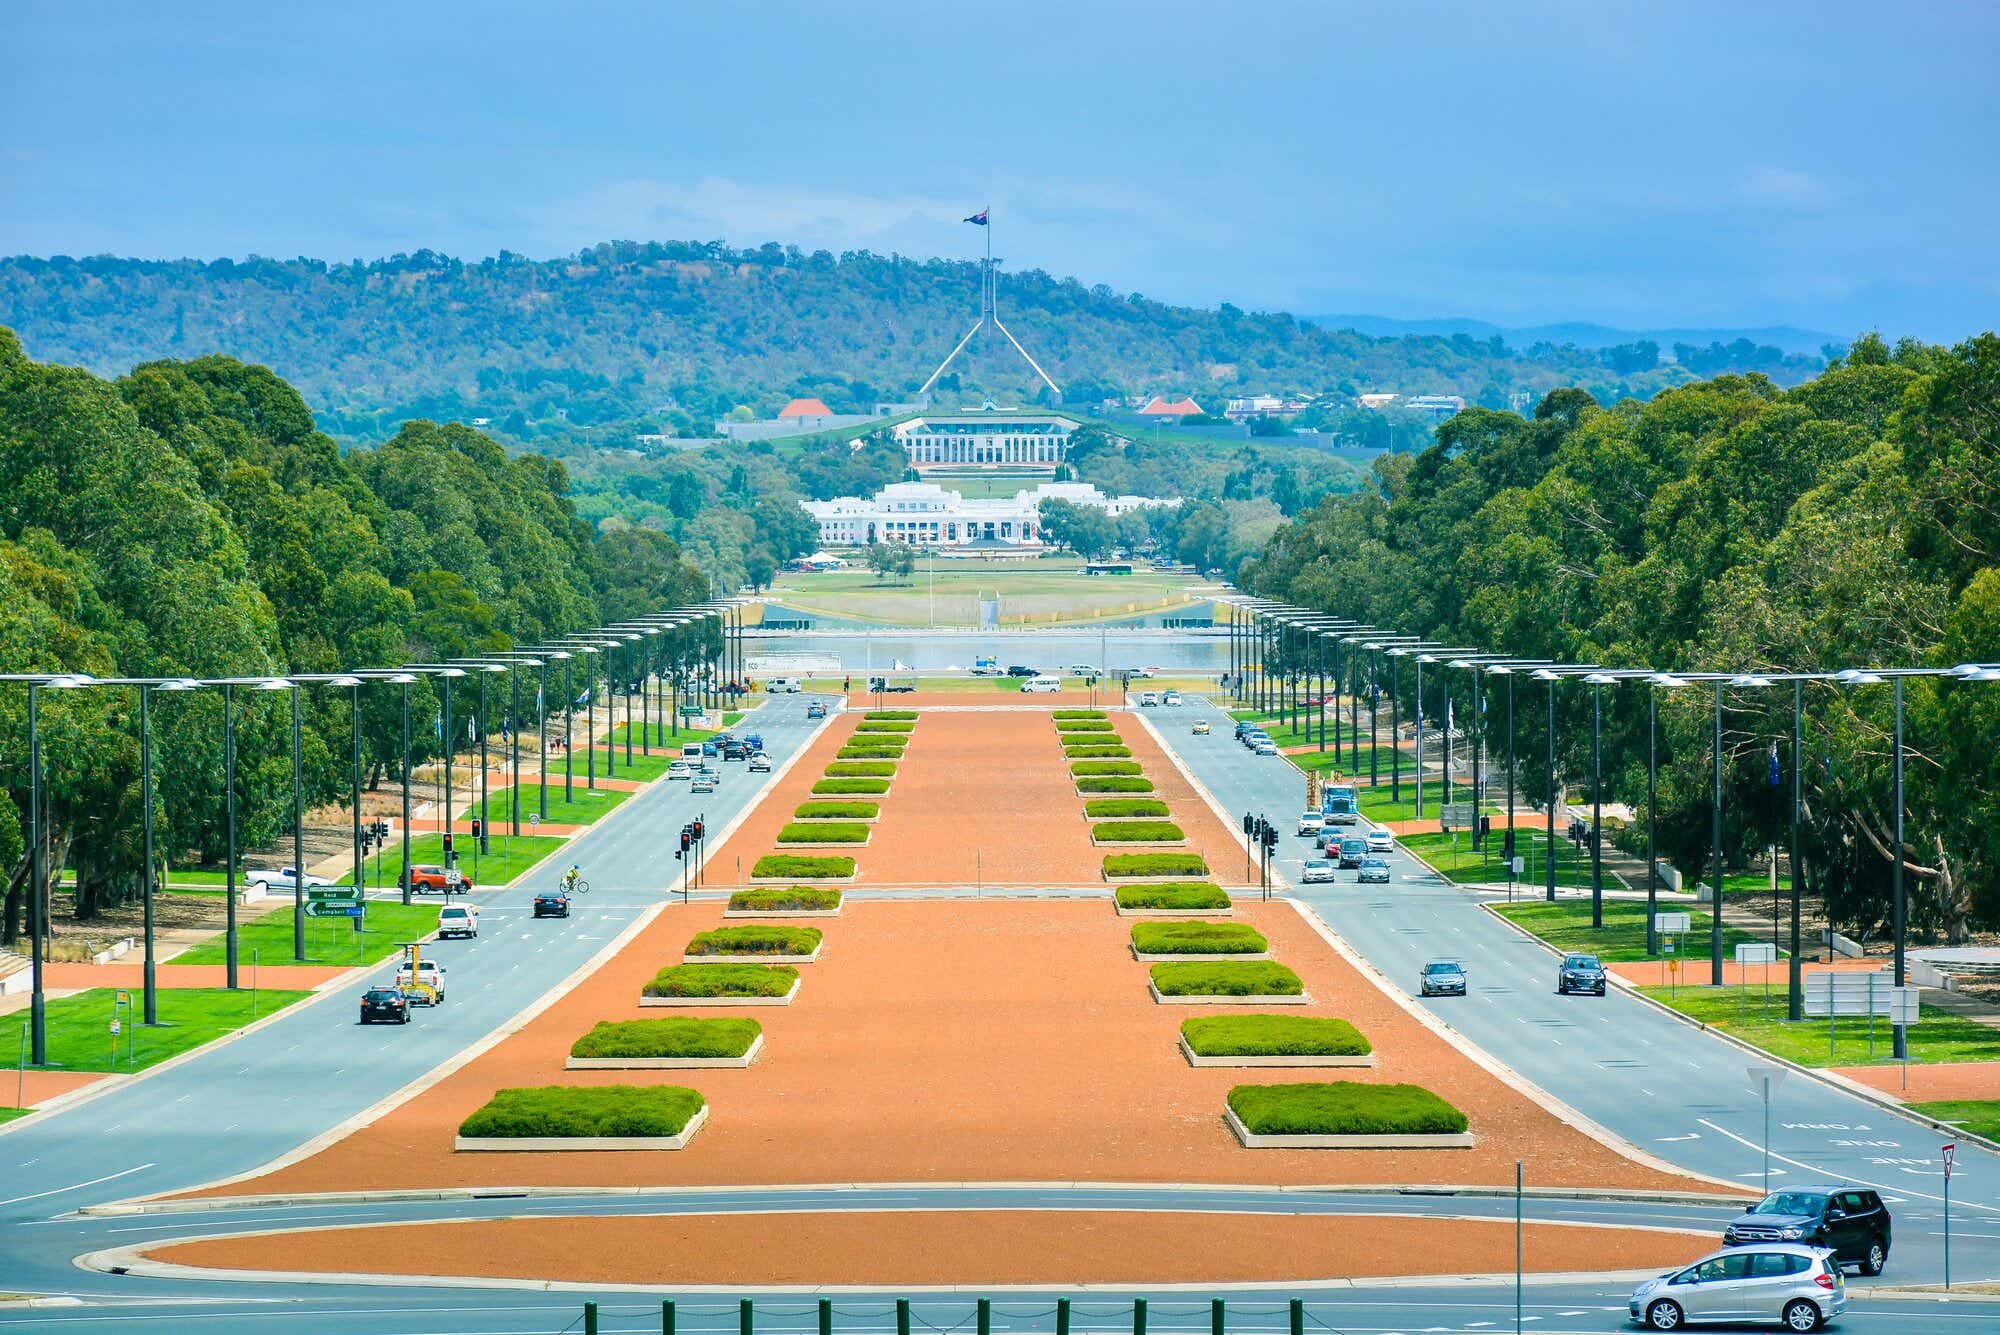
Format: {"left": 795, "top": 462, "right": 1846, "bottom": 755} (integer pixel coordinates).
{"left": 1628, "top": 1243, "right": 1844, "bottom": 1331}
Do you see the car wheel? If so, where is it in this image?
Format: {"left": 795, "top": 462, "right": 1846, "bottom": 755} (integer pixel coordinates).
{"left": 1644, "top": 1299, "right": 1684, "bottom": 1331}
{"left": 1782, "top": 1298, "right": 1822, "bottom": 1332}
{"left": 1862, "top": 1238, "right": 1887, "bottom": 1275}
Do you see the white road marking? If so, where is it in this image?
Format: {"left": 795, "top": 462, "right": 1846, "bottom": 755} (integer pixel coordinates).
{"left": 0, "top": 1161, "right": 154, "bottom": 1206}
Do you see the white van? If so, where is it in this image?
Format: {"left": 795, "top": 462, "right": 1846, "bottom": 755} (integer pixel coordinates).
{"left": 767, "top": 677, "right": 803, "bottom": 693}
{"left": 1021, "top": 675, "right": 1063, "bottom": 694}
{"left": 681, "top": 742, "right": 705, "bottom": 762}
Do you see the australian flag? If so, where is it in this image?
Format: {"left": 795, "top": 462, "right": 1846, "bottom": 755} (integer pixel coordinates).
{"left": 964, "top": 209, "right": 988, "bottom": 225}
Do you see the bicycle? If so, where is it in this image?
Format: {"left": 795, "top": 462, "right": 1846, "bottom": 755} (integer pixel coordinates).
{"left": 564, "top": 878, "right": 590, "bottom": 895}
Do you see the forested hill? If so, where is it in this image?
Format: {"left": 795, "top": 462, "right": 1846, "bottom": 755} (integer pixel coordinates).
{"left": 0, "top": 243, "right": 1820, "bottom": 447}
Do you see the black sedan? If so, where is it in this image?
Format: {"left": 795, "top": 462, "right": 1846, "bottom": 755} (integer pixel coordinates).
{"left": 1556, "top": 953, "right": 1608, "bottom": 996}
{"left": 360, "top": 986, "right": 410, "bottom": 1024}
{"left": 533, "top": 889, "right": 572, "bottom": 918}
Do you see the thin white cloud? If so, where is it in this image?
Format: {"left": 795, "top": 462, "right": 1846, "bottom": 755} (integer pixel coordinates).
{"left": 524, "top": 178, "right": 971, "bottom": 248}
{"left": 1737, "top": 166, "right": 1833, "bottom": 209}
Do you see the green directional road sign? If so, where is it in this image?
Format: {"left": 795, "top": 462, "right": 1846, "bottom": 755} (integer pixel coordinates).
{"left": 307, "top": 886, "right": 363, "bottom": 904}
{"left": 304, "top": 901, "right": 365, "bottom": 919}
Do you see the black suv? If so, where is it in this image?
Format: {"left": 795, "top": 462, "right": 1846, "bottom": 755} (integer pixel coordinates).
{"left": 533, "top": 889, "right": 571, "bottom": 919}
{"left": 359, "top": 986, "right": 409, "bottom": 1024}
{"left": 1556, "top": 953, "right": 1608, "bottom": 996}
{"left": 1006, "top": 665, "right": 1037, "bottom": 677}
{"left": 1724, "top": 1185, "right": 1892, "bottom": 1275}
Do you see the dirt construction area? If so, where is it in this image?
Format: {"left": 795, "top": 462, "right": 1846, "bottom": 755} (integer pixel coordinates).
{"left": 145, "top": 1209, "right": 1710, "bottom": 1287}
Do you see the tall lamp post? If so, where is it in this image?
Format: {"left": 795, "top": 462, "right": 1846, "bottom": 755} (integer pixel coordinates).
{"left": 3, "top": 671, "right": 93, "bottom": 1066}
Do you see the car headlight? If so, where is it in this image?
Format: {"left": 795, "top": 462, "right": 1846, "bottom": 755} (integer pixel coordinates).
{"left": 1780, "top": 1226, "right": 1804, "bottom": 1239}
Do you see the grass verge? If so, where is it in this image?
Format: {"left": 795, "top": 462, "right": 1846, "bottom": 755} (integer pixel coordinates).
{"left": 1078, "top": 776, "right": 1155, "bottom": 793}
{"left": 813, "top": 777, "right": 890, "bottom": 794}
{"left": 1116, "top": 882, "right": 1230, "bottom": 910}
{"left": 1072, "top": 760, "right": 1143, "bottom": 776}
{"left": 458, "top": 1084, "right": 704, "bottom": 1138}
{"left": 1105, "top": 852, "right": 1207, "bottom": 878}
{"left": 826, "top": 761, "right": 897, "bottom": 777}
{"left": 1491, "top": 899, "right": 1774, "bottom": 963}
{"left": 777, "top": 821, "right": 870, "bottom": 843}
{"left": 1152, "top": 960, "right": 1304, "bottom": 996}
{"left": 686, "top": 925, "right": 823, "bottom": 957}
{"left": 796, "top": 801, "right": 879, "bottom": 819}
{"left": 864, "top": 710, "right": 918, "bottom": 720}
{"left": 1054, "top": 709, "right": 1107, "bottom": 720}
{"left": 1910, "top": 1099, "right": 2000, "bottom": 1141}
{"left": 643, "top": 963, "right": 800, "bottom": 998}
{"left": 1132, "top": 921, "right": 1268, "bottom": 954}
{"left": 1228, "top": 1082, "right": 1467, "bottom": 1135}
{"left": 1086, "top": 798, "right": 1171, "bottom": 818}
{"left": 1055, "top": 720, "right": 1116, "bottom": 733}
{"left": 14, "top": 987, "right": 312, "bottom": 1073}
{"left": 1094, "top": 820, "right": 1186, "bottom": 842}
{"left": 571, "top": 1018, "right": 761, "bottom": 1060}
{"left": 1063, "top": 744, "right": 1133, "bottom": 758}
{"left": 334, "top": 832, "right": 566, "bottom": 891}
{"left": 751, "top": 854, "right": 856, "bottom": 879}
{"left": 729, "top": 887, "right": 842, "bottom": 912}
{"left": 475, "top": 782, "right": 631, "bottom": 826}
{"left": 1403, "top": 830, "right": 1609, "bottom": 889}
{"left": 854, "top": 720, "right": 916, "bottom": 733}
{"left": 1636, "top": 986, "right": 2000, "bottom": 1067}
{"left": 1184, "top": 1015, "right": 1371, "bottom": 1057}
{"left": 173, "top": 902, "right": 441, "bottom": 967}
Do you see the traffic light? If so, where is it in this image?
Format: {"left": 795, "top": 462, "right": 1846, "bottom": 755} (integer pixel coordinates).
{"left": 441, "top": 832, "right": 454, "bottom": 853}
{"left": 679, "top": 830, "right": 691, "bottom": 853}
{"left": 1242, "top": 812, "right": 1255, "bottom": 835}
{"left": 470, "top": 818, "right": 483, "bottom": 840}
{"left": 1262, "top": 826, "right": 1279, "bottom": 853}
{"left": 692, "top": 818, "right": 705, "bottom": 842}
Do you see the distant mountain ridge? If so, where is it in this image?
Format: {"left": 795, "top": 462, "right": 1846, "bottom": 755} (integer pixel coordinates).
{"left": 0, "top": 242, "right": 1826, "bottom": 450}
{"left": 1312, "top": 313, "right": 1840, "bottom": 359}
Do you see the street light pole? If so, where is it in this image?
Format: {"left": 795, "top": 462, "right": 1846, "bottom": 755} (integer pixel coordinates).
{"left": 1545, "top": 674, "right": 1557, "bottom": 903}
{"left": 224, "top": 683, "right": 239, "bottom": 986}
{"left": 291, "top": 683, "right": 305, "bottom": 962}
{"left": 1390, "top": 652, "right": 1403, "bottom": 803}
{"left": 1892, "top": 675, "right": 1908, "bottom": 1060}
{"left": 1789, "top": 678, "right": 1804, "bottom": 1021}
{"left": 140, "top": 682, "right": 158, "bottom": 1025}
{"left": 1647, "top": 681, "right": 1660, "bottom": 956}
{"left": 1712, "top": 679, "right": 1725, "bottom": 985}
{"left": 1591, "top": 676, "right": 1605, "bottom": 929}
{"left": 400, "top": 678, "right": 412, "bottom": 907}
{"left": 27, "top": 681, "right": 45, "bottom": 1064}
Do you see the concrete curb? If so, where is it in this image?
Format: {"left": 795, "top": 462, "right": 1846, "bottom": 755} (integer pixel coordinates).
{"left": 1476, "top": 902, "right": 2000, "bottom": 1159}
{"left": 1281, "top": 898, "right": 1754, "bottom": 1198}
{"left": 74, "top": 1210, "right": 1711, "bottom": 1294}
{"left": 81, "top": 1177, "right": 1756, "bottom": 1217}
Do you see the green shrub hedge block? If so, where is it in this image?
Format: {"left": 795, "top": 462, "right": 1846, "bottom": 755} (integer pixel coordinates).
{"left": 458, "top": 1084, "right": 705, "bottom": 1138}
{"left": 838, "top": 746, "right": 905, "bottom": 760}
{"left": 1115, "top": 883, "right": 1230, "bottom": 909}
{"left": 1085, "top": 798, "right": 1171, "bottom": 818}
{"left": 751, "top": 854, "right": 856, "bottom": 879}
{"left": 1227, "top": 1083, "right": 1467, "bottom": 1136}
{"left": 826, "top": 761, "right": 897, "bottom": 777}
{"left": 1131, "top": 921, "right": 1268, "bottom": 954}
{"left": 855, "top": 720, "right": 916, "bottom": 733}
{"left": 1071, "top": 760, "right": 1142, "bottom": 776}
{"left": 571, "top": 1018, "right": 761, "bottom": 1060}
{"left": 643, "top": 962, "right": 800, "bottom": 998}
{"left": 795, "top": 801, "right": 879, "bottom": 820}
{"left": 1182, "top": 1016, "right": 1370, "bottom": 1057}
{"left": 1063, "top": 744, "right": 1132, "bottom": 758}
{"left": 1104, "top": 852, "right": 1207, "bottom": 877}
{"left": 1077, "top": 777, "right": 1155, "bottom": 793}
{"left": 864, "top": 710, "right": 918, "bottom": 720}
{"left": 1093, "top": 820, "right": 1186, "bottom": 842}
{"left": 777, "top": 821, "right": 870, "bottom": 843}
{"left": 1055, "top": 719, "right": 1116, "bottom": 732}
{"left": 1053, "top": 709, "right": 1108, "bottom": 719}
{"left": 729, "top": 887, "right": 843, "bottom": 911}
{"left": 1151, "top": 960, "right": 1303, "bottom": 996}
{"left": 813, "top": 778, "right": 890, "bottom": 794}
{"left": 686, "top": 925, "right": 823, "bottom": 956}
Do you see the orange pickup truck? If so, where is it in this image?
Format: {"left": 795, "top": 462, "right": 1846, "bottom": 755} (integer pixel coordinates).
{"left": 405, "top": 864, "right": 473, "bottom": 895}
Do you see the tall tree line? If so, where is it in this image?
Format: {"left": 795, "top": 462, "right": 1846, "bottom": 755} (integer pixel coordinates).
{"left": 1243, "top": 333, "right": 2000, "bottom": 942}
{"left": 0, "top": 330, "right": 710, "bottom": 935}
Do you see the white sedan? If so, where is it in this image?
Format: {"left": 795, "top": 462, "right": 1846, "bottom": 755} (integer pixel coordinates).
{"left": 1297, "top": 812, "right": 1326, "bottom": 837}
{"left": 1365, "top": 829, "right": 1395, "bottom": 854}
{"left": 667, "top": 760, "right": 693, "bottom": 780}
{"left": 1300, "top": 859, "right": 1338, "bottom": 884}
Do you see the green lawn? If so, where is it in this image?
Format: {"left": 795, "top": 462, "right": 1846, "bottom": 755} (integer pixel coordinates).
{"left": 1403, "top": 830, "right": 1608, "bottom": 888}
{"left": 1228, "top": 1082, "right": 1466, "bottom": 1136}
{"left": 331, "top": 832, "right": 566, "bottom": 890}
{"left": 1910, "top": 1100, "right": 2000, "bottom": 1140}
{"left": 172, "top": 901, "right": 442, "bottom": 966}
{"left": 600, "top": 722, "right": 719, "bottom": 749}
{"left": 11, "top": 987, "right": 312, "bottom": 1073}
{"left": 1491, "top": 898, "right": 1772, "bottom": 963}
{"left": 768, "top": 559, "right": 1201, "bottom": 626}
{"left": 1638, "top": 987, "right": 2000, "bottom": 1068}
{"left": 1294, "top": 745, "right": 1409, "bottom": 776}
{"left": 459, "top": 1084, "right": 704, "bottom": 1138}
{"left": 477, "top": 782, "right": 631, "bottom": 825}
{"left": 0, "top": 1106, "right": 33, "bottom": 1123}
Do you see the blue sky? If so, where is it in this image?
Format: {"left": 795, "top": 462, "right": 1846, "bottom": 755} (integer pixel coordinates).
{"left": 4, "top": 0, "right": 1995, "bottom": 339}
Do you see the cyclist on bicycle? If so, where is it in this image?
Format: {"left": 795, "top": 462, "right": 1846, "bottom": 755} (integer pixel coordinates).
{"left": 561, "top": 864, "right": 581, "bottom": 894}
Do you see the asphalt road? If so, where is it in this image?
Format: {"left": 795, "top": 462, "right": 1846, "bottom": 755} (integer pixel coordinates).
{"left": 1140, "top": 695, "right": 2000, "bottom": 1287}
{"left": 0, "top": 696, "right": 828, "bottom": 1226}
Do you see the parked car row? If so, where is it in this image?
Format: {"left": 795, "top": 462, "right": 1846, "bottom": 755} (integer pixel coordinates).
{"left": 1135, "top": 690, "right": 1184, "bottom": 707}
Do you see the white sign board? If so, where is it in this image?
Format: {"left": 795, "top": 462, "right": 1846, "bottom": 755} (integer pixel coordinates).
{"left": 1655, "top": 912, "right": 1693, "bottom": 933}
{"left": 1735, "top": 942, "right": 1778, "bottom": 966}
{"left": 1510, "top": 857, "right": 1525, "bottom": 876}
{"left": 1746, "top": 1064, "right": 1787, "bottom": 1099}
{"left": 1889, "top": 985, "right": 1921, "bottom": 1026}
{"left": 1802, "top": 970, "right": 1899, "bottom": 1018}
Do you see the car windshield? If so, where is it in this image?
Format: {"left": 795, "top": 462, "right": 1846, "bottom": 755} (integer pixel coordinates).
{"left": 1361, "top": 858, "right": 1387, "bottom": 869}
{"left": 1424, "top": 963, "right": 1460, "bottom": 975}
{"left": 1751, "top": 1192, "right": 1829, "bottom": 1216}
{"left": 1564, "top": 955, "right": 1602, "bottom": 969}
{"left": 365, "top": 989, "right": 397, "bottom": 1000}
